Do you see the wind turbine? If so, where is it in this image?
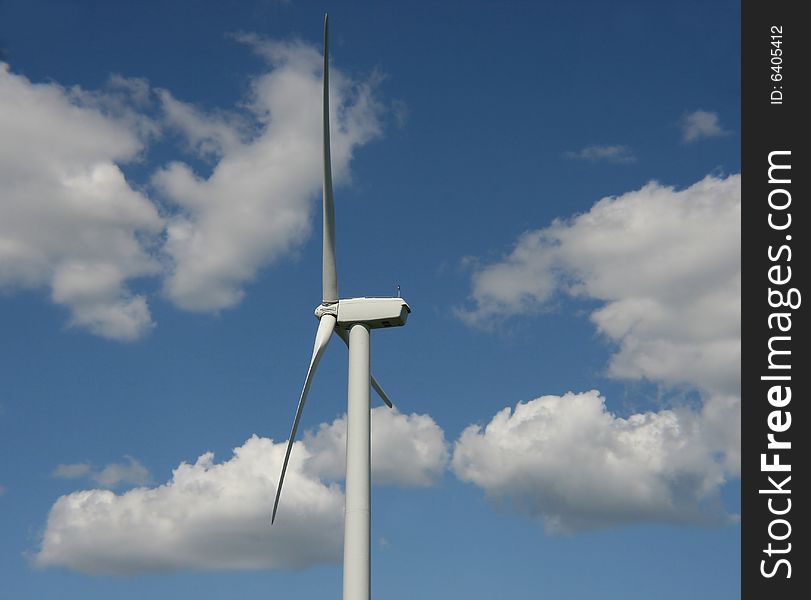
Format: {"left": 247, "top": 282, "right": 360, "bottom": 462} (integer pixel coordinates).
{"left": 271, "top": 15, "right": 410, "bottom": 600}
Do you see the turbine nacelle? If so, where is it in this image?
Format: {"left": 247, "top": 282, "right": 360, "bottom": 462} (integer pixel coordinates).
{"left": 316, "top": 297, "right": 411, "bottom": 329}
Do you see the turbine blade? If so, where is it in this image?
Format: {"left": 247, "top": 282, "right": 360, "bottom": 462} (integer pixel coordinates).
{"left": 272, "top": 314, "right": 336, "bottom": 524}
{"left": 334, "top": 328, "right": 394, "bottom": 408}
{"left": 371, "top": 374, "right": 394, "bottom": 409}
{"left": 322, "top": 14, "right": 338, "bottom": 303}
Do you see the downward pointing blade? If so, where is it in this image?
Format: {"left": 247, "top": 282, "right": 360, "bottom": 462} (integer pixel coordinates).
{"left": 334, "top": 328, "right": 393, "bottom": 408}
{"left": 322, "top": 14, "right": 338, "bottom": 303}
{"left": 370, "top": 373, "right": 393, "bottom": 409}
{"left": 272, "top": 314, "right": 336, "bottom": 524}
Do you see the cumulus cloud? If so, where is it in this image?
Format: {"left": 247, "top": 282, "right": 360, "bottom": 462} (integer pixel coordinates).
{"left": 0, "top": 64, "right": 163, "bottom": 340}
{"left": 156, "top": 88, "right": 247, "bottom": 160}
{"left": 564, "top": 144, "right": 636, "bottom": 164}
{"left": 681, "top": 110, "right": 729, "bottom": 143}
{"left": 36, "top": 435, "right": 344, "bottom": 574}
{"left": 452, "top": 391, "right": 731, "bottom": 533}
{"left": 53, "top": 456, "right": 151, "bottom": 488}
{"left": 2, "top": 36, "right": 384, "bottom": 336}
{"left": 36, "top": 409, "right": 445, "bottom": 575}
{"left": 303, "top": 407, "right": 449, "bottom": 486}
{"left": 459, "top": 174, "right": 740, "bottom": 397}
{"left": 154, "top": 37, "right": 383, "bottom": 311}
{"left": 455, "top": 174, "right": 740, "bottom": 528}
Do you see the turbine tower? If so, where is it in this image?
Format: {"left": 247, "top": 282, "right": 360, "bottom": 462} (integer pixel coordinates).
{"left": 271, "top": 15, "right": 410, "bottom": 600}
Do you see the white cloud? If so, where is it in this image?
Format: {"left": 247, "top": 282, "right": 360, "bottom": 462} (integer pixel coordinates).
{"left": 36, "top": 436, "right": 344, "bottom": 575}
{"left": 0, "top": 64, "right": 163, "bottom": 340}
{"left": 36, "top": 409, "right": 445, "bottom": 575}
{"left": 93, "top": 456, "right": 151, "bottom": 488}
{"left": 681, "top": 110, "right": 729, "bottom": 143}
{"left": 303, "top": 407, "right": 449, "bottom": 486}
{"left": 459, "top": 174, "right": 740, "bottom": 398}
{"left": 564, "top": 144, "right": 636, "bottom": 163}
{"left": 452, "top": 391, "right": 732, "bottom": 533}
{"left": 53, "top": 456, "right": 151, "bottom": 488}
{"left": 53, "top": 463, "right": 93, "bottom": 479}
{"left": 2, "top": 37, "right": 385, "bottom": 337}
{"left": 455, "top": 174, "right": 740, "bottom": 527}
{"left": 157, "top": 88, "right": 247, "bottom": 160}
{"left": 154, "top": 38, "right": 383, "bottom": 312}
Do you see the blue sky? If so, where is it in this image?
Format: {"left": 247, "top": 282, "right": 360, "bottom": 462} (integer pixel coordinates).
{"left": 1, "top": 1, "right": 740, "bottom": 598}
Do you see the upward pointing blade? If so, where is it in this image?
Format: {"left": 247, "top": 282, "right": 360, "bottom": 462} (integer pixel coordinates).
{"left": 322, "top": 14, "right": 338, "bottom": 303}
{"left": 272, "top": 314, "right": 336, "bottom": 524}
